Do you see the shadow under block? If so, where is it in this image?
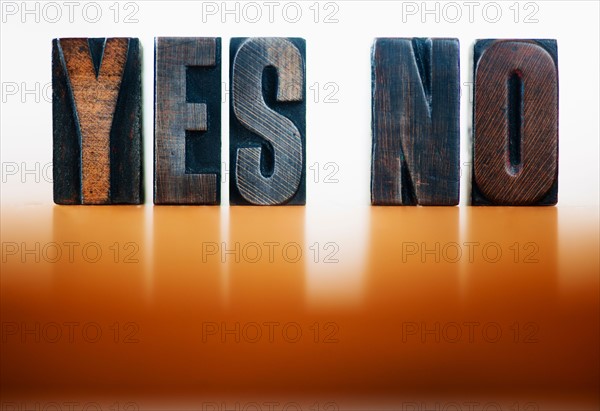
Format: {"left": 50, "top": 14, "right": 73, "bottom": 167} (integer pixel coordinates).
{"left": 371, "top": 38, "right": 460, "bottom": 206}
{"left": 154, "top": 37, "right": 221, "bottom": 205}
{"left": 230, "top": 37, "right": 306, "bottom": 205}
{"left": 52, "top": 38, "right": 143, "bottom": 205}
{"left": 472, "top": 39, "right": 559, "bottom": 206}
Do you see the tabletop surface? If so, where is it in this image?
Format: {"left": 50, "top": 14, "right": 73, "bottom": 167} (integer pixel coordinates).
{"left": 1, "top": 204, "right": 598, "bottom": 410}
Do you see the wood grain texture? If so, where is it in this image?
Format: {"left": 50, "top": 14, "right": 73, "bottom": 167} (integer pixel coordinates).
{"left": 154, "top": 37, "right": 221, "bottom": 205}
{"left": 53, "top": 38, "right": 143, "bottom": 205}
{"left": 230, "top": 37, "right": 306, "bottom": 205}
{"left": 371, "top": 38, "right": 460, "bottom": 206}
{"left": 472, "top": 39, "right": 558, "bottom": 206}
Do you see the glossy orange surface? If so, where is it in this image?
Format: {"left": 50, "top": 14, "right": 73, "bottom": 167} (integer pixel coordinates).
{"left": 1, "top": 205, "right": 598, "bottom": 410}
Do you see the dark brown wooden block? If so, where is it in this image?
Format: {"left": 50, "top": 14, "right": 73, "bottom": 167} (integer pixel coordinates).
{"left": 371, "top": 38, "right": 460, "bottom": 206}
{"left": 154, "top": 37, "right": 221, "bottom": 205}
{"left": 230, "top": 37, "right": 306, "bottom": 205}
{"left": 53, "top": 38, "right": 143, "bottom": 205}
{"left": 472, "top": 39, "right": 558, "bottom": 206}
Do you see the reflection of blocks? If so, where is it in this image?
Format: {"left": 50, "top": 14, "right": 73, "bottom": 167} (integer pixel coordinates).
{"left": 52, "top": 37, "right": 143, "bottom": 205}
{"left": 472, "top": 39, "right": 558, "bottom": 206}
{"left": 154, "top": 37, "right": 222, "bottom": 205}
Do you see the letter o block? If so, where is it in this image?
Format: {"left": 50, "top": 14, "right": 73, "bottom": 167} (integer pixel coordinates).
{"left": 472, "top": 39, "right": 559, "bottom": 205}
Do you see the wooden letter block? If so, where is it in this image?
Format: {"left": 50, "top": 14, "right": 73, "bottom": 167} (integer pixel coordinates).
{"left": 472, "top": 39, "right": 558, "bottom": 205}
{"left": 53, "top": 38, "right": 142, "bottom": 205}
{"left": 154, "top": 37, "right": 221, "bottom": 205}
{"left": 230, "top": 37, "right": 306, "bottom": 205}
{"left": 371, "top": 38, "right": 460, "bottom": 206}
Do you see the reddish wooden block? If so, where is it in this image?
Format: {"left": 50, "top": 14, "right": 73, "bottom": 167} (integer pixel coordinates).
{"left": 472, "top": 39, "right": 558, "bottom": 206}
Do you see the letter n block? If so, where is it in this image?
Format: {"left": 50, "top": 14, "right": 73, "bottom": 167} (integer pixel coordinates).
{"left": 52, "top": 38, "right": 143, "bottom": 205}
{"left": 371, "top": 38, "right": 460, "bottom": 206}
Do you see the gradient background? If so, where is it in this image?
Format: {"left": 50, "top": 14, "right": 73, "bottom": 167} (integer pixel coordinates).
{"left": 1, "top": 1, "right": 599, "bottom": 410}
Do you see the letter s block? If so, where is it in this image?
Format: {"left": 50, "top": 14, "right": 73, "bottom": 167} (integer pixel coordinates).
{"left": 472, "top": 39, "right": 559, "bottom": 205}
{"left": 52, "top": 38, "right": 143, "bottom": 205}
{"left": 230, "top": 37, "right": 306, "bottom": 205}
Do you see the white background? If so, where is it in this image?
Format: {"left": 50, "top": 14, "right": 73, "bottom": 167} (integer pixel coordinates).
{"left": 1, "top": 0, "right": 598, "bottom": 207}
